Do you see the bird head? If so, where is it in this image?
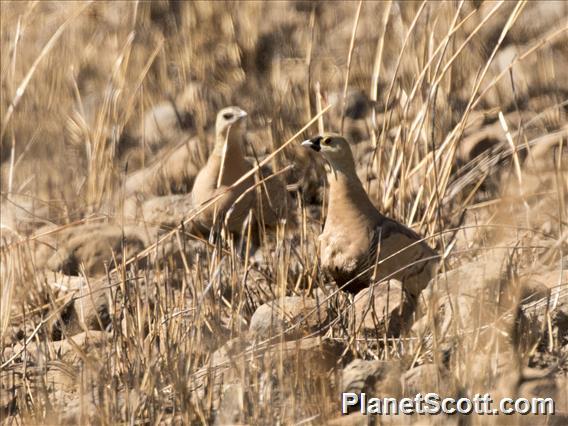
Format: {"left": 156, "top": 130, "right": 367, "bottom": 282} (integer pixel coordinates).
{"left": 215, "top": 106, "right": 248, "bottom": 138}
{"left": 301, "top": 134, "right": 356, "bottom": 175}
{"left": 213, "top": 106, "right": 248, "bottom": 157}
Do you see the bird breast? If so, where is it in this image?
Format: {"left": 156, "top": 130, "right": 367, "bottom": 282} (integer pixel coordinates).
{"left": 318, "top": 222, "right": 373, "bottom": 276}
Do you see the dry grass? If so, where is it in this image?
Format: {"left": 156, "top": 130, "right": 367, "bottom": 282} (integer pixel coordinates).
{"left": 1, "top": 1, "right": 567, "bottom": 424}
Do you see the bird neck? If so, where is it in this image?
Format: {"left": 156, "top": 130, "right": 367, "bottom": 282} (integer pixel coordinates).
{"left": 326, "top": 166, "right": 378, "bottom": 223}
{"left": 209, "top": 130, "right": 249, "bottom": 186}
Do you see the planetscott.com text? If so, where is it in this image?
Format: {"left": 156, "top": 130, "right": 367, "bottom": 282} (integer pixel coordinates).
{"left": 342, "top": 392, "right": 555, "bottom": 416}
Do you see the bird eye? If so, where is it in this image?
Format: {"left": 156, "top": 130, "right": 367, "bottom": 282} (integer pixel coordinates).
{"left": 322, "top": 138, "right": 330, "bottom": 145}
{"left": 223, "top": 113, "right": 234, "bottom": 120}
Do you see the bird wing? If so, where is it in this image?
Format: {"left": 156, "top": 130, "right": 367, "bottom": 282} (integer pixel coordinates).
{"left": 245, "top": 160, "right": 293, "bottom": 228}
{"left": 363, "top": 216, "right": 437, "bottom": 296}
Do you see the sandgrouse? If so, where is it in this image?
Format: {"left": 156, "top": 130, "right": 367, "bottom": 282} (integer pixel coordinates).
{"left": 302, "top": 134, "right": 438, "bottom": 296}
{"left": 191, "top": 106, "right": 290, "bottom": 235}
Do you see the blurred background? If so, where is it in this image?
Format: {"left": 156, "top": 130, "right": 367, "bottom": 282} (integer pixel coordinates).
{"left": 1, "top": 1, "right": 567, "bottom": 424}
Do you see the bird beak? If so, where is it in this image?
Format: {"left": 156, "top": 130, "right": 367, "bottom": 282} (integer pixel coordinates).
{"left": 301, "top": 137, "right": 321, "bottom": 152}
{"left": 237, "top": 109, "right": 248, "bottom": 120}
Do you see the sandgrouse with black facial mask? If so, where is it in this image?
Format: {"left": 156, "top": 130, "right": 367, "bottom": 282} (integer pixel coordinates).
{"left": 302, "top": 134, "right": 438, "bottom": 296}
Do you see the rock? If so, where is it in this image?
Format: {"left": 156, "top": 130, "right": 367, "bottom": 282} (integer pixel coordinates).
{"left": 194, "top": 337, "right": 249, "bottom": 410}
{"left": 127, "top": 193, "right": 193, "bottom": 229}
{"left": 402, "top": 364, "right": 450, "bottom": 397}
{"left": 47, "top": 273, "right": 89, "bottom": 293}
{"left": 0, "top": 372, "right": 17, "bottom": 418}
{"left": 461, "top": 351, "right": 520, "bottom": 394}
{"left": 140, "top": 101, "right": 193, "bottom": 151}
{"left": 215, "top": 383, "right": 244, "bottom": 425}
{"left": 491, "top": 367, "right": 564, "bottom": 426}
{"left": 339, "top": 361, "right": 456, "bottom": 423}
{"left": 519, "top": 269, "right": 567, "bottom": 347}
{"left": 412, "top": 255, "right": 512, "bottom": 340}
{"left": 341, "top": 359, "right": 402, "bottom": 400}
{"left": 549, "top": 413, "right": 568, "bottom": 426}
{"left": 265, "top": 337, "right": 346, "bottom": 376}
{"left": 58, "top": 391, "right": 101, "bottom": 425}
{"left": 124, "top": 137, "right": 208, "bottom": 198}
{"left": 323, "top": 90, "right": 376, "bottom": 144}
{"left": 555, "top": 377, "right": 568, "bottom": 413}
{"left": 249, "top": 296, "right": 328, "bottom": 341}
{"left": 518, "top": 370, "right": 558, "bottom": 403}
{"left": 457, "top": 124, "right": 502, "bottom": 164}
{"left": 203, "top": 337, "right": 344, "bottom": 419}
{"left": 1, "top": 361, "right": 78, "bottom": 421}
{"left": 209, "top": 336, "right": 345, "bottom": 377}
{"left": 128, "top": 82, "right": 216, "bottom": 155}
{"left": 0, "top": 193, "right": 51, "bottom": 235}
{"left": 353, "top": 281, "right": 416, "bottom": 337}
{"left": 326, "top": 412, "right": 367, "bottom": 426}
{"left": 554, "top": 305, "right": 568, "bottom": 346}
{"left": 4, "top": 331, "right": 110, "bottom": 366}
{"left": 519, "top": 269, "right": 565, "bottom": 301}
{"left": 51, "top": 278, "right": 111, "bottom": 339}
{"left": 457, "top": 111, "right": 535, "bottom": 164}
{"left": 209, "top": 337, "right": 250, "bottom": 370}
{"left": 45, "top": 224, "right": 149, "bottom": 276}
{"left": 44, "top": 361, "right": 78, "bottom": 392}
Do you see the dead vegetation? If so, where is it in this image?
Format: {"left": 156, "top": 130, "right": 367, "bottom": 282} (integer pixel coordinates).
{"left": 1, "top": 1, "right": 567, "bottom": 424}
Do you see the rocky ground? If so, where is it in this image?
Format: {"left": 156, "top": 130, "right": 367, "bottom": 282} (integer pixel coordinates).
{"left": 1, "top": 1, "right": 567, "bottom": 424}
